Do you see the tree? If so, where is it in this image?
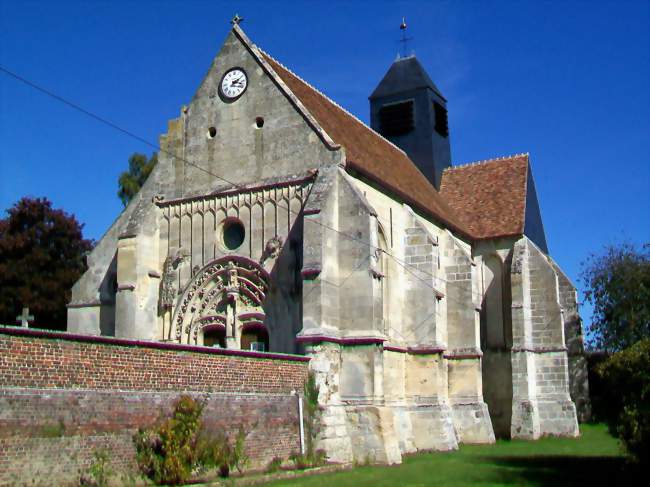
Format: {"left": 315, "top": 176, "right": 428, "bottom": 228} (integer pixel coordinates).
{"left": 0, "top": 197, "right": 93, "bottom": 330}
{"left": 581, "top": 242, "right": 650, "bottom": 352}
{"left": 596, "top": 339, "right": 649, "bottom": 463}
{"left": 117, "top": 152, "right": 158, "bottom": 207}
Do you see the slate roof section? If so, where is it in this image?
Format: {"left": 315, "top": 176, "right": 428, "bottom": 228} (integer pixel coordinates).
{"left": 260, "top": 51, "right": 472, "bottom": 238}
{"left": 439, "top": 154, "right": 530, "bottom": 240}
{"left": 369, "top": 55, "right": 445, "bottom": 100}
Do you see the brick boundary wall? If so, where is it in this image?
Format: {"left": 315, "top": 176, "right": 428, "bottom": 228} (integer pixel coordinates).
{"left": 0, "top": 327, "right": 310, "bottom": 486}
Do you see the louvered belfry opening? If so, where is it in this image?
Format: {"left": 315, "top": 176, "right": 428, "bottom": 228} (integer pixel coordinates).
{"left": 434, "top": 101, "right": 449, "bottom": 137}
{"left": 379, "top": 100, "right": 414, "bottom": 136}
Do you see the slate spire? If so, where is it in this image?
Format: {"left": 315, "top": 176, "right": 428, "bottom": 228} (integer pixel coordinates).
{"left": 369, "top": 55, "right": 451, "bottom": 190}
{"left": 369, "top": 56, "right": 445, "bottom": 101}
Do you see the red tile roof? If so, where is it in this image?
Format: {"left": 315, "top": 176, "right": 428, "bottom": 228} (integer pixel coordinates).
{"left": 254, "top": 37, "right": 530, "bottom": 242}
{"left": 261, "top": 52, "right": 472, "bottom": 239}
{"left": 439, "top": 154, "right": 530, "bottom": 240}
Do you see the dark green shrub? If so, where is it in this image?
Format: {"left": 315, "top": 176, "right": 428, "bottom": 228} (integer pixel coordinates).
{"left": 133, "top": 395, "right": 205, "bottom": 485}
{"left": 586, "top": 351, "right": 611, "bottom": 422}
{"left": 597, "top": 339, "right": 650, "bottom": 463}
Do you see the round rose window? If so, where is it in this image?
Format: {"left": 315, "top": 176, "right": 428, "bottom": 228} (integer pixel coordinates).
{"left": 222, "top": 219, "right": 245, "bottom": 250}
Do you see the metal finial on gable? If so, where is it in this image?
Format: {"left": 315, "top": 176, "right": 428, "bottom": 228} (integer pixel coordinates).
{"left": 230, "top": 14, "right": 244, "bottom": 26}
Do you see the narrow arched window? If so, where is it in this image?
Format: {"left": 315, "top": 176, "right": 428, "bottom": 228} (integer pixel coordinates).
{"left": 482, "top": 255, "right": 506, "bottom": 349}
{"left": 378, "top": 228, "right": 390, "bottom": 335}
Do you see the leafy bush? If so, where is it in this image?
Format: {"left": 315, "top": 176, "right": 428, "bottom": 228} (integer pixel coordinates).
{"left": 265, "top": 456, "right": 284, "bottom": 473}
{"left": 285, "top": 372, "right": 327, "bottom": 471}
{"left": 303, "top": 372, "right": 322, "bottom": 459}
{"left": 41, "top": 419, "right": 66, "bottom": 438}
{"left": 289, "top": 449, "right": 326, "bottom": 470}
{"left": 133, "top": 395, "right": 205, "bottom": 485}
{"left": 133, "top": 395, "right": 253, "bottom": 483}
{"left": 289, "top": 452, "right": 309, "bottom": 470}
{"left": 199, "top": 426, "right": 249, "bottom": 478}
{"left": 79, "top": 448, "right": 113, "bottom": 487}
{"left": 597, "top": 339, "right": 649, "bottom": 463}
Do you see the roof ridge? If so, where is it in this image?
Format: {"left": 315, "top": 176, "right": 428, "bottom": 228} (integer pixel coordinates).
{"left": 444, "top": 153, "right": 529, "bottom": 172}
{"left": 259, "top": 49, "right": 409, "bottom": 158}
{"left": 232, "top": 25, "right": 340, "bottom": 151}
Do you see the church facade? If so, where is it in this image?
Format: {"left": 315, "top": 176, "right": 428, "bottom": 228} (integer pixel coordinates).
{"left": 68, "top": 24, "right": 586, "bottom": 463}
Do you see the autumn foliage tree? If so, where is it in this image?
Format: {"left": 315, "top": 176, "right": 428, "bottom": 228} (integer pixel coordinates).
{"left": 0, "top": 197, "right": 93, "bottom": 330}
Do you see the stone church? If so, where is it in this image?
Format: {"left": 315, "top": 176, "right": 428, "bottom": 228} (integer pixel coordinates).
{"left": 68, "top": 24, "right": 588, "bottom": 463}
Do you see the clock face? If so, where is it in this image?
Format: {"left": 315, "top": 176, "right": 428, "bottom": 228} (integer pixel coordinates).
{"left": 220, "top": 68, "right": 248, "bottom": 100}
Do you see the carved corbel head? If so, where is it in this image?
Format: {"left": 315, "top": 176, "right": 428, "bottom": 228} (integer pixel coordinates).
{"left": 172, "top": 248, "right": 190, "bottom": 268}
{"left": 260, "top": 236, "right": 284, "bottom": 266}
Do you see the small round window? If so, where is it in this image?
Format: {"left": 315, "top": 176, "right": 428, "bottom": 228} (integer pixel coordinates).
{"left": 222, "top": 219, "right": 245, "bottom": 250}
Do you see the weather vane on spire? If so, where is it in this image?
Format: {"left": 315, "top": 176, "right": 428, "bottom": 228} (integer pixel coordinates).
{"left": 231, "top": 14, "right": 244, "bottom": 26}
{"left": 398, "top": 16, "right": 413, "bottom": 58}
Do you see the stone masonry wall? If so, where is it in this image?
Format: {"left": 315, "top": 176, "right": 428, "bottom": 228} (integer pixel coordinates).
{"left": 509, "top": 238, "right": 579, "bottom": 439}
{"left": 443, "top": 234, "right": 495, "bottom": 444}
{"left": 0, "top": 327, "right": 309, "bottom": 486}
{"left": 533, "top": 351, "right": 580, "bottom": 436}
{"left": 549, "top": 258, "right": 592, "bottom": 422}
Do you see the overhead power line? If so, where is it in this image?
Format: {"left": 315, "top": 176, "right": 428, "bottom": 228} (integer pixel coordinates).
{"left": 0, "top": 65, "right": 484, "bottom": 308}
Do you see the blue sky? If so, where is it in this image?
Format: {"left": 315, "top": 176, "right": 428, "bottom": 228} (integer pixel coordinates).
{"left": 1, "top": 1, "right": 648, "bottom": 330}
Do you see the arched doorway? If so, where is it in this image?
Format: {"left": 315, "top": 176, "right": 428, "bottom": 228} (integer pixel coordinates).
{"left": 202, "top": 323, "right": 227, "bottom": 348}
{"left": 240, "top": 322, "right": 269, "bottom": 352}
{"left": 172, "top": 256, "right": 270, "bottom": 348}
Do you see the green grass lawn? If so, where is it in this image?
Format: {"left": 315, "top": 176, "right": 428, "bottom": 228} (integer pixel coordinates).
{"left": 266, "top": 424, "right": 633, "bottom": 487}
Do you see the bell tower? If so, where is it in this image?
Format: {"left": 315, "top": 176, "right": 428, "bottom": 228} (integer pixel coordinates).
{"left": 369, "top": 55, "right": 451, "bottom": 190}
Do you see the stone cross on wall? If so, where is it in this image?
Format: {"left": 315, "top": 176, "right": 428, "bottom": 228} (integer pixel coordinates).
{"left": 15, "top": 307, "right": 34, "bottom": 328}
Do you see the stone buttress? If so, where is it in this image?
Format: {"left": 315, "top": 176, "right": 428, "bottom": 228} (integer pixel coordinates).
{"left": 509, "top": 238, "right": 579, "bottom": 438}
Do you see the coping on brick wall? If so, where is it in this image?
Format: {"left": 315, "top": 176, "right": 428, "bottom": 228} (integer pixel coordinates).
{"left": 0, "top": 326, "right": 310, "bottom": 362}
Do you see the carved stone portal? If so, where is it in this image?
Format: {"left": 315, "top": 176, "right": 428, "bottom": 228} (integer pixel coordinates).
{"left": 171, "top": 256, "right": 270, "bottom": 346}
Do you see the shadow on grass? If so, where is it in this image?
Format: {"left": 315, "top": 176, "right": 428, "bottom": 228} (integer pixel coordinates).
{"left": 480, "top": 455, "right": 638, "bottom": 486}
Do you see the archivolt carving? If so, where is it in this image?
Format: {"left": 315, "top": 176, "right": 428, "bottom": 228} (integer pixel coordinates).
{"left": 172, "top": 256, "right": 270, "bottom": 344}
